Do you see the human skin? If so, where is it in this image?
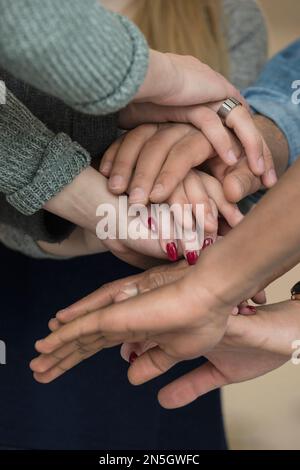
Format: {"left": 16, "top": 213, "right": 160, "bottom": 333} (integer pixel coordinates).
{"left": 42, "top": 114, "right": 287, "bottom": 263}
{"left": 31, "top": 263, "right": 300, "bottom": 411}
{"left": 32, "top": 150, "right": 300, "bottom": 389}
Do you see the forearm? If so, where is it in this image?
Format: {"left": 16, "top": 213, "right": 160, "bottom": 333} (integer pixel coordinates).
{"left": 198, "top": 157, "right": 300, "bottom": 307}
{"left": 0, "top": 87, "right": 90, "bottom": 215}
{"left": 0, "top": 0, "right": 149, "bottom": 115}
{"left": 44, "top": 167, "right": 115, "bottom": 233}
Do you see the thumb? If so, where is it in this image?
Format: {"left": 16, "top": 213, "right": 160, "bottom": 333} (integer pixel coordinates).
{"left": 158, "top": 362, "right": 228, "bottom": 409}
{"left": 223, "top": 157, "right": 262, "bottom": 203}
{"left": 128, "top": 346, "right": 178, "bottom": 385}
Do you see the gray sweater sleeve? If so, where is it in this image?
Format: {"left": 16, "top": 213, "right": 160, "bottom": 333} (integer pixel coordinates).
{"left": 0, "top": 0, "right": 149, "bottom": 115}
{"left": 0, "top": 86, "right": 91, "bottom": 215}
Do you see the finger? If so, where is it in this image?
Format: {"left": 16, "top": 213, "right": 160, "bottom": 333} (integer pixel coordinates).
{"left": 117, "top": 261, "right": 190, "bottom": 304}
{"left": 168, "top": 183, "right": 200, "bottom": 262}
{"left": 129, "top": 124, "right": 191, "bottom": 204}
{"left": 252, "top": 290, "right": 267, "bottom": 305}
{"left": 151, "top": 203, "right": 180, "bottom": 262}
{"left": 222, "top": 156, "right": 262, "bottom": 203}
{"left": 56, "top": 274, "right": 145, "bottom": 323}
{"left": 48, "top": 317, "right": 62, "bottom": 332}
{"left": 225, "top": 106, "right": 265, "bottom": 176}
{"left": 189, "top": 107, "right": 239, "bottom": 167}
{"left": 183, "top": 171, "right": 217, "bottom": 236}
{"left": 120, "top": 341, "right": 157, "bottom": 363}
{"left": 150, "top": 130, "right": 214, "bottom": 203}
{"left": 128, "top": 346, "right": 178, "bottom": 385}
{"left": 200, "top": 172, "right": 244, "bottom": 227}
{"left": 158, "top": 362, "right": 227, "bottom": 409}
{"left": 99, "top": 134, "right": 125, "bottom": 176}
{"left": 33, "top": 337, "right": 110, "bottom": 384}
{"left": 108, "top": 124, "right": 158, "bottom": 194}
{"left": 30, "top": 330, "right": 102, "bottom": 374}
{"left": 261, "top": 140, "right": 277, "bottom": 188}
{"left": 35, "top": 282, "right": 187, "bottom": 355}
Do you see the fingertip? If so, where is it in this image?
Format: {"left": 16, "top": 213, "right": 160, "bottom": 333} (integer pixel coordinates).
{"left": 149, "top": 183, "right": 165, "bottom": 203}
{"left": 226, "top": 149, "right": 239, "bottom": 166}
{"left": 157, "top": 391, "right": 175, "bottom": 409}
{"left": 35, "top": 339, "right": 52, "bottom": 354}
{"left": 33, "top": 372, "right": 52, "bottom": 384}
{"left": 263, "top": 168, "right": 277, "bottom": 188}
{"left": 108, "top": 175, "right": 126, "bottom": 193}
{"left": 100, "top": 161, "right": 112, "bottom": 176}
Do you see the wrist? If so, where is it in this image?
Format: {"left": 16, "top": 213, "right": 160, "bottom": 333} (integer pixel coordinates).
{"left": 191, "top": 241, "right": 262, "bottom": 311}
{"left": 44, "top": 167, "right": 114, "bottom": 233}
{"left": 133, "top": 50, "right": 175, "bottom": 102}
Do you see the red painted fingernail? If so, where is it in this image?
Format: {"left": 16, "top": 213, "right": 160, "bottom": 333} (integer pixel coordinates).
{"left": 202, "top": 238, "right": 213, "bottom": 250}
{"left": 247, "top": 306, "right": 257, "bottom": 313}
{"left": 129, "top": 352, "right": 138, "bottom": 364}
{"left": 147, "top": 217, "right": 156, "bottom": 232}
{"left": 186, "top": 251, "right": 198, "bottom": 265}
{"left": 166, "top": 242, "right": 178, "bottom": 262}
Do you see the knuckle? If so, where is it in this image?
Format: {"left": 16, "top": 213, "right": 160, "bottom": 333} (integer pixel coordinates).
{"left": 147, "top": 349, "right": 169, "bottom": 374}
{"left": 145, "top": 271, "right": 167, "bottom": 290}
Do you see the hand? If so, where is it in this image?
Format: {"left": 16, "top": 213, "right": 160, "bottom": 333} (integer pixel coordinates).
{"left": 204, "top": 114, "right": 289, "bottom": 203}
{"left": 157, "top": 300, "right": 299, "bottom": 409}
{"left": 44, "top": 166, "right": 168, "bottom": 266}
{"left": 148, "top": 169, "right": 243, "bottom": 263}
{"left": 134, "top": 51, "right": 246, "bottom": 107}
{"left": 119, "top": 102, "right": 275, "bottom": 182}
{"left": 31, "top": 255, "right": 239, "bottom": 382}
{"left": 100, "top": 122, "right": 246, "bottom": 204}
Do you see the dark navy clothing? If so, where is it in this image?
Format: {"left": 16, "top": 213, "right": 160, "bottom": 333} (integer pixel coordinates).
{"left": 0, "top": 245, "right": 226, "bottom": 450}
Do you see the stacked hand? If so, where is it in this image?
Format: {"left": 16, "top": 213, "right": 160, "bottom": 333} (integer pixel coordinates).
{"left": 30, "top": 261, "right": 299, "bottom": 410}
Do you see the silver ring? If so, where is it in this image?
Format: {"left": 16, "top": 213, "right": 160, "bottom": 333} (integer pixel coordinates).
{"left": 217, "top": 97, "right": 242, "bottom": 121}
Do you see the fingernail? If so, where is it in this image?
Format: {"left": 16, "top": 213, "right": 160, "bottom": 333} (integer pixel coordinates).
{"left": 109, "top": 175, "right": 124, "bottom": 190}
{"left": 202, "top": 238, "right": 213, "bottom": 250}
{"left": 257, "top": 156, "right": 265, "bottom": 174}
{"left": 166, "top": 242, "right": 178, "bottom": 262}
{"left": 150, "top": 184, "right": 164, "bottom": 199}
{"left": 232, "top": 306, "right": 239, "bottom": 315}
{"left": 239, "top": 305, "right": 257, "bottom": 315}
{"left": 227, "top": 149, "right": 238, "bottom": 165}
{"left": 129, "top": 352, "right": 138, "bottom": 364}
{"left": 100, "top": 161, "right": 112, "bottom": 175}
{"left": 267, "top": 168, "right": 277, "bottom": 186}
{"left": 246, "top": 306, "right": 257, "bottom": 314}
{"left": 147, "top": 216, "right": 157, "bottom": 232}
{"left": 129, "top": 187, "right": 146, "bottom": 203}
{"left": 186, "top": 251, "right": 198, "bottom": 265}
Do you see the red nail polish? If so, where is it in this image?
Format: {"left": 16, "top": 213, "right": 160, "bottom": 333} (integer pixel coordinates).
{"left": 202, "top": 238, "right": 213, "bottom": 250}
{"left": 129, "top": 352, "right": 138, "bottom": 364}
{"left": 166, "top": 242, "right": 178, "bottom": 262}
{"left": 186, "top": 251, "right": 198, "bottom": 265}
{"left": 247, "top": 306, "right": 257, "bottom": 313}
{"left": 148, "top": 217, "right": 156, "bottom": 232}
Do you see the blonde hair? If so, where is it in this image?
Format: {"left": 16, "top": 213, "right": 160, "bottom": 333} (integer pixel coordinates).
{"left": 131, "top": 0, "right": 228, "bottom": 77}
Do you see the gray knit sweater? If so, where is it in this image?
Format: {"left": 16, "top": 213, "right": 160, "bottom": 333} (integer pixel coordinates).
{"left": 0, "top": 0, "right": 267, "bottom": 258}
{"left": 0, "top": 0, "right": 148, "bottom": 216}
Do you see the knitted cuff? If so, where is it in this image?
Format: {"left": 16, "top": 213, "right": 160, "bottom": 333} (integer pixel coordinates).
{"left": 7, "top": 133, "right": 91, "bottom": 215}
